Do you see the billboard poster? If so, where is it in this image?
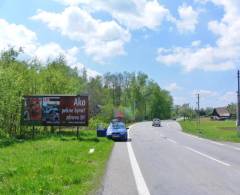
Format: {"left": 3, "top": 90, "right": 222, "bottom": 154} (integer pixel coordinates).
{"left": 60, "top": 96, "right": 88, "bottom": 125}
{"left": 23, "top": 97, "right": 42, "bottom": 125}
{"left": 22, "top": 95, "right": 88, "bottom": 126}
{"left": 42, "top": 97, "right": 60, "bottom": 125}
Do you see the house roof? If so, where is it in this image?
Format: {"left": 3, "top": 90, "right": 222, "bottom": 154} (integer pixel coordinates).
{"left": 213, "top": 107, "right": 231, "bottom": 117}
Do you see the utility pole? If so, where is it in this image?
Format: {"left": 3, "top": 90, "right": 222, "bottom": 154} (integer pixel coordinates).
{"left": 237, "top": 70, "right": 240, "bottom": 132}
{"left": 197, "top": 93, "right": 200, "bottom": 130}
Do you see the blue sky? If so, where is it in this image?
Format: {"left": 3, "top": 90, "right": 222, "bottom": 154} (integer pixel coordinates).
{"left": 0, "top": 0, "right": 239, "bottom": 108}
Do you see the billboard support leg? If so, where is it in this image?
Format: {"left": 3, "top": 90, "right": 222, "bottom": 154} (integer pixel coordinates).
{"left": 77, "top": 126, "right": 79, "bottom": 138}
{"left": 32, "top": 126, "right": 35, "bottom": 138}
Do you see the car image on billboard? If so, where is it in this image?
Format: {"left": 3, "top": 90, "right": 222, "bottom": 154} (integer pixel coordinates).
{"left": 42, "top": 97, "right": 60, "bottom": 125}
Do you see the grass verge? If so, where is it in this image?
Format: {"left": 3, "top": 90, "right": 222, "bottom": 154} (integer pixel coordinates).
{"left": 0, "top": 130, "right": 113, "bottom": 194}
{"left": 179, "top": 118, "right": 240, "bottom": 142}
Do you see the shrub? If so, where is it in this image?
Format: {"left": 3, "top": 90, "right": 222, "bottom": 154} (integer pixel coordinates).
{"left": 88, "top": 117, "right": 108, "bottom": 130}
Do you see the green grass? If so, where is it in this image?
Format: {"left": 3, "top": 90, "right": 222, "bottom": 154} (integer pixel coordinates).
{"left": 179, "top": 118, "right": 240, "bottom": 142}
{"left": 0, "top": 130, "right": 113, "bottom": 195}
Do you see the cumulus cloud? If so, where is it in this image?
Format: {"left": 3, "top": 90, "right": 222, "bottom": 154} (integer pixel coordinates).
{"left": 37, "top": 1, "right": 202, "bottom": 64}
{"left": 53, "top": 0, "right": 170, "bottom": 30}
{"left": 192, "top": 89, "right": 218, "bottom": 98}
{"left": 218, "top": 91, "right": 236, "bottom": 104}
{"left": 174, "top": 90, "right": 236, "bottom": 107}
{"left": 173, "top": 96, "right": 188, "bottom": 105}
{"left": 0, "top": 19, "right": 37, "bottom": 56}
{"left": 174, "top": 4, "right": 199, "bottom": 33}
{"left": 33, "top": 42, "right": 100, "bottom": 77}
{"left": 31, "top": 6, "right": 131, "bottom": 63}
{"left": 105, "top": 0, "right": 170, "bottom": 30}
{"left": 191, "top": 40, "right": 202, "bottom": 47}
{"left": 0, "top": 18, "right": 99, "bottom": 78}
{"left": 165, "top": 82, "right": 182, "bottom": 92}
{"left": 191, "top": 90, "right": 236, "bottom": 107}
{"left": 156, "top": 45, "right": 235, "bottom": 72}
{"left": 53, "top": 0, "right": 85, "bottom": 5}
{"left": 157, "top": 0, "right": 240, "bottom": 72}
{"left": 34, "top": 43, "right": 78, "bottom": 64}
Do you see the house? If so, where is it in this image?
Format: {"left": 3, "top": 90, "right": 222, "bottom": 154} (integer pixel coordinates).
{"left": 211, "top": 107, "right": 231, "bottom": 120}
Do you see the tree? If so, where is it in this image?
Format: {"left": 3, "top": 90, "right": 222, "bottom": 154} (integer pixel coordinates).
{"left": 0, "top": 48, "right": 174, "bottom": 138}
{"left": 227, "top": 103, "right": 236, "bottom": 118}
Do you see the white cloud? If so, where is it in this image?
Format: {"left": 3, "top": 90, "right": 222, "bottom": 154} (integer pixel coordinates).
{"left": 0, "top": 19, "right": 37, "bottom": 56}
{"left": 86, "top": 69, "right": 101, "bottom": 78}
{"left": 70, "top": 62, "right": 101, "bottom": 78}
{"left": 31, "top": 6, "right": 131, "bottom": 63}
{"left": 218, "top": 91, "right": 236, "bottom": 104}
{"left": 157, "top": 0, "right": 240, "bottom": 72}
{"left": 32, "top": 42, "right": 100, "bottom": 78}
{"left": 174, "top": 90, "right": 237, "bottom": 108}
{"left": 192, "top": 89, "right": 218, "bottom": 98}
{"left": 156, "top": 45, "right": 235, "bottom": 72}
{"left": 53, "top": 0, "right": 85, "bottom": 5}
{"left": 34, "top": 42, "right": 77, "bottom": 64}
{"left": 106, "top": 0, "right": 170, "bottom": 30}
{"left": 0, "top": 18, "right": 100, "bottom": 78}
{"left": 191, "top": 90, "right": 237, "bottom": 107}
{"left": 53, "top": 0, "right": 170, "bottom": 30}
{"left": 173, "top": 96, "right": 188, "bottom": 105}
{"left": 165, "top": 82, "right": 182, "bottom": 92}
{"left": 175, "top": 4, "right": 199, "bottom": 33}
{"left": 191, "top": 40, "right": 202, "bottom": 47}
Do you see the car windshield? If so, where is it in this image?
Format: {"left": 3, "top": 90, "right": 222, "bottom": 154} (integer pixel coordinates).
{"left": 112, "top": 122, "right": 125, "bottom": 129}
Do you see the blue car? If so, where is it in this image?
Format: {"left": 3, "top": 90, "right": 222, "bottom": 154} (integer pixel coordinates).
{"left": 106, "top": 121, "right": 128, "bottom": 141}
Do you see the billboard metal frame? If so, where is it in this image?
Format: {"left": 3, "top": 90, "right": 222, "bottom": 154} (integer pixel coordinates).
{"left": 21, "top": 95, "right": 89, "bottom": 126}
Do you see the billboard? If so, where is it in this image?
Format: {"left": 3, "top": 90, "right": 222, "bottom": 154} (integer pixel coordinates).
{"left": 22, "top": 95, "right": 88, "bottom": 126}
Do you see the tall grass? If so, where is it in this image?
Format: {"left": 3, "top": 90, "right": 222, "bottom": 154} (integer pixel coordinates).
{"left": 0, "top": 130, "right": 113, "bottom": 194}
{"left": 180, "top": 118, "right": 240, "bottom": 142}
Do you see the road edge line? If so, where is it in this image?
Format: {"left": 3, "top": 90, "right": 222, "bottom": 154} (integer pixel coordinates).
{"left": 127, "top": 125, "right": 151, "bottom": 195}
{"left": 184, "top": 146, "right": 231, "bottom": 167}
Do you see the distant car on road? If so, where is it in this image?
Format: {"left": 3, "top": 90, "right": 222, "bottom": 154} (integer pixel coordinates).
{"left": 152, "top": 118, "right": 161, "bottom": 127}
{"left": 106, "top": 120, "right": 128, "bottom": 141}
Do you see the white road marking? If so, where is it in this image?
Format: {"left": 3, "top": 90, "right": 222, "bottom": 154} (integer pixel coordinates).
{"left": 208, "top": 140, "right": 225, "bottom": 146}
{"left": 127, "top": 126, "right": 151, "bottom": 195}
{"left": 231, "top": 146, "right": 240, "bottom": 151}
{"left": 88, "top": 148, "right": 95, "bottom": 154}
{"left": 184, "top": 146, "right": 231, "bottom": 167}
{"left": 159, "top": 134, "right": 164, "bottom": 137}
{"left": 222, "top": 145, "right": 240, "bottom": 151}
{"left": 176, "top": 122, "right": 240, "bottom": 151}
{"left": 183, "top": 133, "right": 204, "bottom": 141}
{"left": 166, "top": 138, "right": 177, "bottom": 144}
{"left": 181, "top": 132, "right": 240, "bottom": 152}
{"left": 182, "top": 132, "right": 226, "bottom": 146}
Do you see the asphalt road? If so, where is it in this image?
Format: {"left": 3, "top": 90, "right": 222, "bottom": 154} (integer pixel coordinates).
{"left": 101, "top": 121, "right": 240, "bottom": 195}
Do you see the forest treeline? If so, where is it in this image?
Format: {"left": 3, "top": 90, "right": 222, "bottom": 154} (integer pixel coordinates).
{"left": 0, "top": 49, "right": 173, "bottom": 138}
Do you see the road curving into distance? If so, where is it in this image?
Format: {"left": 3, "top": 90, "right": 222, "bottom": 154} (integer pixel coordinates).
{"left": 101, "top": 121, "right": 240, "bottom": 195}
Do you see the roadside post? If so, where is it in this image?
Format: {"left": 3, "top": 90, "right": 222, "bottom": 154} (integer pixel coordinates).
{"left": 196, "top": 93, "right": 200, "bottom": 132}
{"left": 237, "top": 70, "right": 240, "bottom": 134}
{"left": 77, "top": 126, "right": 79, "bottom": 138}
{"left": 32, "top": 125, "right": 35, "bottom": 138}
